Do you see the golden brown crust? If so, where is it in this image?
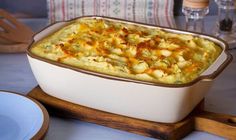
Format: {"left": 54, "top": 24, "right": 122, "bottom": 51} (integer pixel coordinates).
{"left": 30, "top": 18, "right": 222, "bottom": 84}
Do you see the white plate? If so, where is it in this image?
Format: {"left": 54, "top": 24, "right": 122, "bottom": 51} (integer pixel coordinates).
{"left": 0, "top": 91, "right": 49, "bottom": 140}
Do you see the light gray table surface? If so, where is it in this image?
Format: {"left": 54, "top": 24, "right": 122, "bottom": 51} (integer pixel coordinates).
{"left": 0, "top": 16, "right": 236, "bottom": 140}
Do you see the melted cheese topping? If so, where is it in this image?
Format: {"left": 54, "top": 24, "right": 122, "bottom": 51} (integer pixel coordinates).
{"left": 31, "top": 18, "right": 222, "bottom": 84}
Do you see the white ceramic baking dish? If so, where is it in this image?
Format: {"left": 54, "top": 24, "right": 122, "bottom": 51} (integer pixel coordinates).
{"left": 27, "top": 16, "right": 232, "bottom": 123}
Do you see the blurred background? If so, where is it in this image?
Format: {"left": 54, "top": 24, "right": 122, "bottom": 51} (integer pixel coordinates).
{"left": 0, "top": 0, "right": 218, "bottom": 18}
{"left": 0, "top": 0, "right": 47, "bottom": 18}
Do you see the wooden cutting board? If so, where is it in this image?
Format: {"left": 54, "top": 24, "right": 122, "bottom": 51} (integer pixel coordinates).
{"left": 0, "top": 9, "right": 34, "bottom": 53}
{"left": 27, "top": 86, "right": 236, "bottom": 140}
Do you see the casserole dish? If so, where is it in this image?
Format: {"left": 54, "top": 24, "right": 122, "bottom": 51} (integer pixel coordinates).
{"left": 27, "top": 16, "right": 232, "bottom": 123}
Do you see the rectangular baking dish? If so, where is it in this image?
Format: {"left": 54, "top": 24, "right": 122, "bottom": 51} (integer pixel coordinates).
{"left": 27, "top": 16, "right": 232, "bottom": 123}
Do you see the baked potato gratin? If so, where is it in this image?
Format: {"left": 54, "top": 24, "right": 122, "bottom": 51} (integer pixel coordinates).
{"left": 30, "top": 18, "right": 222, "bottom": 84}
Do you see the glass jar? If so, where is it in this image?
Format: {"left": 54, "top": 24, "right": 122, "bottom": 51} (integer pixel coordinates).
{"left": 214, "top": 0, "right": 236, "bottom": 47}
{"left": 182, "top": 0, "right": 209, "bottom": 32}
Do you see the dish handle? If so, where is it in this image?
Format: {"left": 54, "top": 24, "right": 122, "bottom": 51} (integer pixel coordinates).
{"left": 201, "top": 51, "right": 233, "bottom": 81}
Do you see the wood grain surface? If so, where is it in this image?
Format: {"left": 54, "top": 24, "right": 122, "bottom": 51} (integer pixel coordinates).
{"left": 0, "top": 9, "right": 33, "bottom": 53}
{"left": 27, "top": 86, "right": 236, "bottom": 140}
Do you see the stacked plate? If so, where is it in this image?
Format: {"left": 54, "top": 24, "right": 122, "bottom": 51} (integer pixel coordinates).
{"left": 0, "top": 91, "right": 49, "bottom": 140}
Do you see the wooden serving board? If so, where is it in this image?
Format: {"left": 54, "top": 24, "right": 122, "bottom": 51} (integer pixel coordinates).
{"left": 27, "top": 86, "right": 236, "bottom": 140}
